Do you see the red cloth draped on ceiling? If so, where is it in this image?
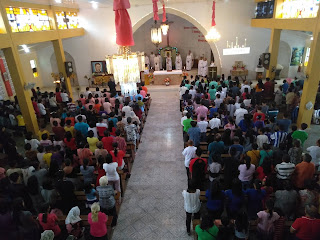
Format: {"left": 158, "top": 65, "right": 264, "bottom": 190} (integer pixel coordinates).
{"left": 162, "top": 4, "right": 166, "bottom": 22}
{"left": 152, "top": 0, "right": 159, "bottom": 21}
{"left": 113, "top": 0, "right": 134, "bottom": 46}
{"left": 211, "top": 1, "right": 216, "bottom": 27}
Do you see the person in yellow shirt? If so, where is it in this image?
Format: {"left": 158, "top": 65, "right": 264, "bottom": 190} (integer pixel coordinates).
{"left": 43, "top": 146, "right": 53, "bottom": 167}
{"left": 38, "top": 124, "right": 50, "bottom": 140}
{"left": 246, "top": 143, "right": 260, "bottom": 167}
{"left": 87, "top": 130, "right": 99, "bottom": 153}
{"left": 16, "top": 112, "right": 26, "bottom": 134}
{"left": 64, "top": 119, "right": 75, "bottom": 137}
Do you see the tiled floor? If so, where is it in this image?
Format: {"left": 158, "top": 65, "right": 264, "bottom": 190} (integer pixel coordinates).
{"left": 112, "top": 85, "right": 192, "bottom": 240}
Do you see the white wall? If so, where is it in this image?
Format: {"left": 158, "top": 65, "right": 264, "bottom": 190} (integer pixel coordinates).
{"left": 61, "top": 0, "right": 308, "bottom": 85}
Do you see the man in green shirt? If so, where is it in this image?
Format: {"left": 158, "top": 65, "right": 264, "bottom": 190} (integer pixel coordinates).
{"left": 209, "top": 79, "right": 218, "bottom": 89}
{"left": 195, "top": 215, "right": 219, "bottom": 240}
{"left": 183, "top": 113, "right": 193, "bottom": 142}
{"left": 292, "top": 123, "right": 308, "bottom": 146}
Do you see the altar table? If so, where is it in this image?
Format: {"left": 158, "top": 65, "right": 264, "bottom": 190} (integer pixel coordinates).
{"left": 153, "top": 70, "right": 183, "bottom": 85}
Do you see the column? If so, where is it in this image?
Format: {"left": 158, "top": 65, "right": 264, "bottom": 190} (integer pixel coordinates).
{"left": 52, "top": 39, "right": 73, "bottom": 100}
{"left": 297, "top": 32, "right": 320, "bottom": 126}
{"left": 3, "top": 46, "right": 39, "bottom": 134}
{"left": 266, "top": 28, "right": 281, "bottom": 79}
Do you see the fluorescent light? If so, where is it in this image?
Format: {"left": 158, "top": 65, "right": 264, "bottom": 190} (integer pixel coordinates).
{"left": 223, "top": 47, "right": 250, "bottom": 56}
{"left": 55, "top": 0, "right": 62, "bottom": 3}
{"left": 21, "top": 45, "right": 30, "bottom": 53}
{"left": 91, "top": 1, "right": 98, "bottom": 9}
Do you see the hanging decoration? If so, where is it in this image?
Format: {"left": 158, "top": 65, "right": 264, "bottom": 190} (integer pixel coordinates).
{"left": 205, "top": 0, "right": 221, "bottom": 42}
{"left": 152, "top": 0, "right": 159, "bottom": 21}
{"left": 151, "top": 0, "right": 162, "bottom": 46}
{"left": 160, "top": 0, "right": 169, "bottom": 35}
{"left": 106, "top": 0, "right": 144, "bottom": 96}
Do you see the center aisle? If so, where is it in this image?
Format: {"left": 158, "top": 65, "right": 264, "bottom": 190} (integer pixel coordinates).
{"left": 112, "top": 86, "right": 192, "bottom": 239}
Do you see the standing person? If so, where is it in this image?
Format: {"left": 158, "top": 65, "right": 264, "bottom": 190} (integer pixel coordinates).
{"left": 195, "top": 214, "right": 219, "bottom": 240}
{"left": 74, "top": 116, "right": 89, "bottom": 137}
{"left": 96, "top": 176, "right": 117, "bottom": 227}
{"left": 175, "top": 52, "right": 182, "bottom": 70}
{"left": 275, "top": 154, "right": 295, "bottom": 184}
{"left": 182, "top": 183, "right": 201, "bottom": 235}
{"left": 188, "top": 121, "right": 201, "bottom": 147}
{"left": 154, "top": 54, "right": 160, "bottom": 71}
{"left": 195, "top": 101, "right": 208, "bottom": 122}
{"left": 103, "top": 154, "right": 120, "bottom": 193}
{"left": 65, "top": 206, "right": 83, "bottom": 239}
{"left": 263, "top": 78, "right": 274, "bottom": 101}
{"left": 234, "top": 103, "right": 248, "bottom": 126}
{"left": 186, "top": 51, "right": 193, "bottom": 71}
{"left": 182, "top": 140, "right": 197, "bottom": 179}
{"left": 255, "top": 79, "right": 264, "bottom": 105}
{"left": 293, "top": 153, "right": 315, "bottom": 189}
{"left": 245, "top": 179, "right": 266, "bottom": 220}
{"left": 292, "top": 123, "right": 309, "bottom": 147}
{"left": 197, "top": 116, "right": 208, "bottom": 142}
{"left": 125, "top": 117, "right": 137, "bottom": 150}
{"left": 234, "top": 211, "right": 250, "bottom": 240}
{"left": 38, "top": 204, "right": 61, "bottom": 237}
{"left": 225, "top": 179, "right": 245, "bottom": 218}
{"left": 166, "top": 55, "right": 172, "bottom": 70}
{"left": 307, "top": 139, "right": 320, "bottom": 168}
{"left": 290, "top": 204, "right": 320, "bottom": 240}
{"left": 88, "top": 203, "right": 108, "bottom": 239}
{"left": 198, "top": 57, "right": 203, "bottom": 76}
{"left": 256, "top": 199, "right": 280, "bottom": 240}
{"left": 270, "top": 125, "right": 287, "bottom": 148}
{"left": 238, "top": 156, "right": 255, "bottom": 190}
{"left": 274, "top": 181, "right": 298, "bottom": 220}
{"left": 288, "top": 139, "right": 303, "bottom": 165}
{"left": 205, "top": 180, "right": 225, "bottom": 219}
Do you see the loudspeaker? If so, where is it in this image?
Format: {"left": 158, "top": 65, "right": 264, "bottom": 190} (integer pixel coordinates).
{"left": 262, "top": 53, "right": 271, "bottom": 70}
{"left": 65, "top": 62, "right": 73, "bottom": 77}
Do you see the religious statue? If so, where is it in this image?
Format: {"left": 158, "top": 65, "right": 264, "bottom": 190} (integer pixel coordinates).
{"left": 150, "top": 52, "right": 155, "bottom": 69}
{"left": 175, "top": 52, "right": 182, "bottom": 70}
{"left": 186, "top": 50, "right": 193, "bottom": 71}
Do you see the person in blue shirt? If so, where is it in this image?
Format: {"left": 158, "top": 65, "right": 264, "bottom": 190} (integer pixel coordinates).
{"left": 187, "top": 121, "right": 201, "bottom": 147}
{"left": 225, "top": 179, "right": 245, "bottom": 218}
{"left": 282, "top": 79, "right": 289, "bottom": 94}
{"left": 238, "top": 114, "right": 254, "bottom": 133}
{"left": 208, "top": 134, "right": 225, "bottom": 164}
{"left": 74, "top": 115, "right": 89, "bottom": 137}
{"left": 209, "top": 102, "right": 218, "bottom": 119}
{"left": 276, "top": 112, "right": 292, "bottom": 132}
{"left": 229, "top": 136, "right": 244, "bottom": 159}
{"left": 134, "top": 90, "right": 144, "bottom": 101}
{"left": 245, "top": 179, "right": 266, "bottom": 220}
{"left": 206, "top": 180, "right": 225, "bottom": 219}
{"left": 108, "top": 112, "right": 118, "bottom": 126}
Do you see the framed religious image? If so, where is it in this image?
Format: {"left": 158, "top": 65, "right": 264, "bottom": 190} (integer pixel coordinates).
{"left": 91, "top": 61, "right": 106, "bottom": 74}
{"left": 165, "top": 50, "right": 172, "bottom": 58}
{"left": 290, "top": 47, "right": 304, "bottom": 66}
{"left": 235, "top": 61, "right": 243, "bottom": 68}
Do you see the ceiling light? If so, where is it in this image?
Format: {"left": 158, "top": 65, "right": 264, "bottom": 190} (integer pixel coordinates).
{"left": 91, "top": 1, "right": 98, "bottom": 9}
{"left": 311, "top": 36, "right": 314, "bottom": 40}
{"left": 21, "top": 45, "right": 30, "bottom": 53}
{"left": 55, "top": 0, "right": 62, "bottom": 3}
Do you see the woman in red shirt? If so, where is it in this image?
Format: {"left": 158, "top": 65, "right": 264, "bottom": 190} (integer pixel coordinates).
{"left": 101, "top": 130, "right": 114, "bottom": 152}
{"left": 108, "top": 121, "right": 117, "bottom": 137}
{"left": 38, "top": 204, "right": 61, "bottom": 237}
{"left": 88, "top": 203, "right": 108, "bottom": 239}
{"left": 110, "top": 142, "right": 125, "bottom": 170}
{"left": 96, "top": 156, "right": 106, "bottom": 187}
{"left": 64, "top": 132, "right": 77, "bottom": 151}
{"left": 256, "top": 157, "right": 273, "bottom": 181}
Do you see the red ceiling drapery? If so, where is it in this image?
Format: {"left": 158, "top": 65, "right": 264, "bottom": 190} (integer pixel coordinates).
{"left": 162, "top": 4, "right": 166, "bottom": 22}
{"left": 113, "top": 0, "right": 134, "bottom": 46}
{"left": 211, "top": 0, "right": 216, "bottom": 27}
{"left": 152, "top": 0, "right": 159, "bottom": 21}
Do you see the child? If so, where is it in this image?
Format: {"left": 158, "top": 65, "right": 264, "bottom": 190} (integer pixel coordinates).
{"left": 38, "top": 124, "right": 50, "bottom": 140}
{"left": 292, "top": 123, "right": 308, "bottom": 146}
{"left": 288, "top": 139, "right": 303, "bottom": 165}
{"left": 64, "top": 119, "right": 75, "bottom": 137}
{"left": 84, "top": 183, "right": 98, "bottom": 208}
{"left": 53, "top": 135, "right": 65, "bottom": 152}
{"left": 43, "top": 146, "right": 53, "bottom": 167}
{"left": 257, "top": 199, "right": 280, "bottom": 240}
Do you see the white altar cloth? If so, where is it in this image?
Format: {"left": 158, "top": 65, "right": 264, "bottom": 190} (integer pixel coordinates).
{"left": 154, "top": 70, "right": 183, "bottom": 75}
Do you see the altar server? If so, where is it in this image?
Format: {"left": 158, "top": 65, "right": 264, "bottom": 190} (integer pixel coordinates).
{"left": 198, "top": 57, "right": 203, "bottom": 76}
{"left": 150, "top": 52, "right": 155, "bottom": 69}
{"left": 186, "top": 52, "right": 193, "bottom": 71}
{"left": 201, "top": 58, "right": 208, "bottom": 77}
{"left": 175, "top": 52, "right": 182, "bottom": 70}
{"left": 154, "top": 54, "right": 160, "bottom": 71}
{"left": 166, "top": 56, "right": 172, "bottom": 71}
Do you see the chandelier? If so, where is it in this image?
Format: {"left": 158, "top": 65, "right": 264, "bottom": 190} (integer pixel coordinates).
{"left": 205, "top": 0, "right": 221, "bottom": 42}
{"left": 151, "top": 23, "right": 162, "bottom": 46}
{"left": 106, "top": 47, "right": 145, "bottom": 96}
{"left": 161, "top": 23, "right": 169, "bottom": 35}
{"left": 160, "top": 1, "right": 169, "bottom": 35}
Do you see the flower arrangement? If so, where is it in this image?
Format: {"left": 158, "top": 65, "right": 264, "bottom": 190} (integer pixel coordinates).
{"left": 164, "top": 77, "right": 171, "bottom": 83}
{"left": 182, "top": 72, "right": 189, "bottom": 77}
{"left": 147, "top": 73, "right": 155, "bottom": 80}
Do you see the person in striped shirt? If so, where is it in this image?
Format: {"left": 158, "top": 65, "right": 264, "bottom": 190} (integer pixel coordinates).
{"left": 275, "top": 154, "right": 295, "bottom": 189}
{"left": 270, "top": 125, "right": 287, "bottom": 148}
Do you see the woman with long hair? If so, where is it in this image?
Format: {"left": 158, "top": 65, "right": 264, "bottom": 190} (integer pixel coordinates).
{"left": 80, "top": 158, "right": 95, "bottom": 185}
{"left": 88, "top": 203, "right": 108, "bottom": 239}
{"left": 256, "top": 157, "right": 273, "bottom": 181}
{"left": 107, "top": 120, "right": 117, "bottom": 137}
{"left": 257, "top": 199, "right": 280, "bottom": 240}
{"left": 234, "top": 211, "right": 249, "bottom": 240}
{"left": 205, "top": 180, "right": 225, "bottom": 219}
{"left": 238, "top": 156, "right": 255, "bottom": 190}
{"left": 195, "top": 214, "right": 219, "bottom": 239}
{"left": 255, "top": 79, "right": 264, "bottom": 105}
{"left": 110, "top": 142, "right": 125, "bottom": 170}
{"left": 225, "top": 179, "right": 245, "bottom": 218}
{"left": 26, "top": 175, "right": 45, "bottom": 213}
{"left": 246, "top": 179, "right": 267, "bottom": 220}
{"left": 38, "top": 203, "right": 61, "bottom": 237}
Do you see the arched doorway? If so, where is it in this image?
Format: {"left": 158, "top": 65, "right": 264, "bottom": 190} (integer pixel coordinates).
{"left": 132, "top": 7, "right": 222, "bottom": 74}
{"left": 50, "top": 51, "right": 79, "bottom": 86}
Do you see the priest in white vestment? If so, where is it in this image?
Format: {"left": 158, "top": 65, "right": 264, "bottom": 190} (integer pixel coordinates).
{"left": 201, "top": 58, "right": 208, "bottom": 77}
{"left": 166, "top": 56, "right": 172, "bottom": 71}
{"left": 186, "top": 53, "right": 192, "bottom": 71}
{"left": 150, "top": 52, "right": 155, "bottom": 69}
{"left": 198, "top": 57, "right": 203, "bottom": 76}
{"left": 154, "top": 54, "right": 160, "bottom": 71}
{"left": 189, "top": 50, "right": 194, "bottom": 67}
{"left": 175, "top": 53, "right": 182, "bottom": 70}
{"left": 145, "top": 54, "right": 150, "bottom": 69}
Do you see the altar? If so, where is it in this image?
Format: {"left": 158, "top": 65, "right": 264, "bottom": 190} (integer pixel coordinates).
{"left": 153, "top": 70, "right": 182, "bottom": 85}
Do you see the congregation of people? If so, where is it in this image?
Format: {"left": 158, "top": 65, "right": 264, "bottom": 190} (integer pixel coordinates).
{"left": 180, "top": 74, "right": 320, "bottom": 240}
{"left": 0, "top": 82, "right": 150, "bottom": 240}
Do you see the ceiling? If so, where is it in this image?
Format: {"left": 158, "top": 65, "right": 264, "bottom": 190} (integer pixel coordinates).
{"left": 11, "top": 0, "right": 219, "bottom": 9}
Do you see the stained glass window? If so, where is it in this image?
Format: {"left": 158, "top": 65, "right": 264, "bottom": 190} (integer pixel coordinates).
{"left": 56, "top": 11, "right": 79, "bottom": 29}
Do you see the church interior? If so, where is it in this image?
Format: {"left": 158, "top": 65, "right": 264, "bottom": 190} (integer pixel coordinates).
{"left": 0, "top": 0, "right": 320, "bottom": 239}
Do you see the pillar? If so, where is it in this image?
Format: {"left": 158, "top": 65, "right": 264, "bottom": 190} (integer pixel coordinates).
{"left": 3, "top": 46, "right": 39, "bottom": 134}
{"left": 52, "top": 39, "right": 73, "bottom": 100}
{"left": 266, "top": 28, "right": 281, "bottom": 79}
{"left": 297, "top": 32, "right": 320, "bottom": 127}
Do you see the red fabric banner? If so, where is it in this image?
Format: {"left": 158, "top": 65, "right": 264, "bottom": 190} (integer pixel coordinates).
{"left": 0, "top": 58, "right": 13, "bottom": 97}
{"left": 162, "top": 4, "right": 166, "bottom": 22}
{"left": 212, "top": 1, "right": 216, "bottom": 27}
{"left": 113, "top": 0, "right": 134, "bottom": 46}
{"left": 152, "top": 0, "right": 159, "bottom": 21}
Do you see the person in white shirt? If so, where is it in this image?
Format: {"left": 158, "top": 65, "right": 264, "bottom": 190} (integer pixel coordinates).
{"left": 234, "top": 103, "right": 248, "bottom": 125}
{"left": 84, "top": 87, "right": 92, "bottom": 98}
{"left": 37, "top": 100, "right": 46, "bottom": 116}
{"left": 25, "top": 132, "right": 40, "bottom": 151}
{"left": 208, "top": 113, "right": 221, "bottom": 129}
{"left": 256, "top": 128, "right": 269, "bottom": 149}
{"left": 180, "top": 84, "right": 188, "bottom": 99}
{"left": 122, "top": 103, "right": 132, "bottom": 117}
{"left": 94, "top": 87, "right": 102, "bottom": 97}
{"left": 182, "top": 140, "right": 197, "bottom": 179}
{"left": 307, "top": 139, "right": 320, "bottom": 168}
{"left": 181, "top": 110, "right": 188, "bottom": 127}
{"left": 182, "top": 184, "right": 201, "bottom": 234}
{"left": 197, "top": 116, "right": 208, "bottom": 141}
{"left": 241, "top": 82, "right": 251, "bottom": 94}
{"left": 214, "top": 94, "right": 223, "bottom": 108}
{"left": 103, "top": 155, "right": 120, "bottom": 193}
{"left": 61, "top": 90, "right": 69, "bottom": 103}
{"left": 189, "top": 86, "right": 196, "bottom": 100}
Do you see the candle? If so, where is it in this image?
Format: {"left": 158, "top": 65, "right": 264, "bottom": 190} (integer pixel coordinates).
{"left": 236, "top": 37, "right": 238, "bottom": 47}
{"left": 227, "top": 40, "right": 229, "bottom": 48}
{"left": 231, "top": 42, "right": 234, "bottom": 48}
{"left": 245, "top": 38, "right": 247, "bottom": 47}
